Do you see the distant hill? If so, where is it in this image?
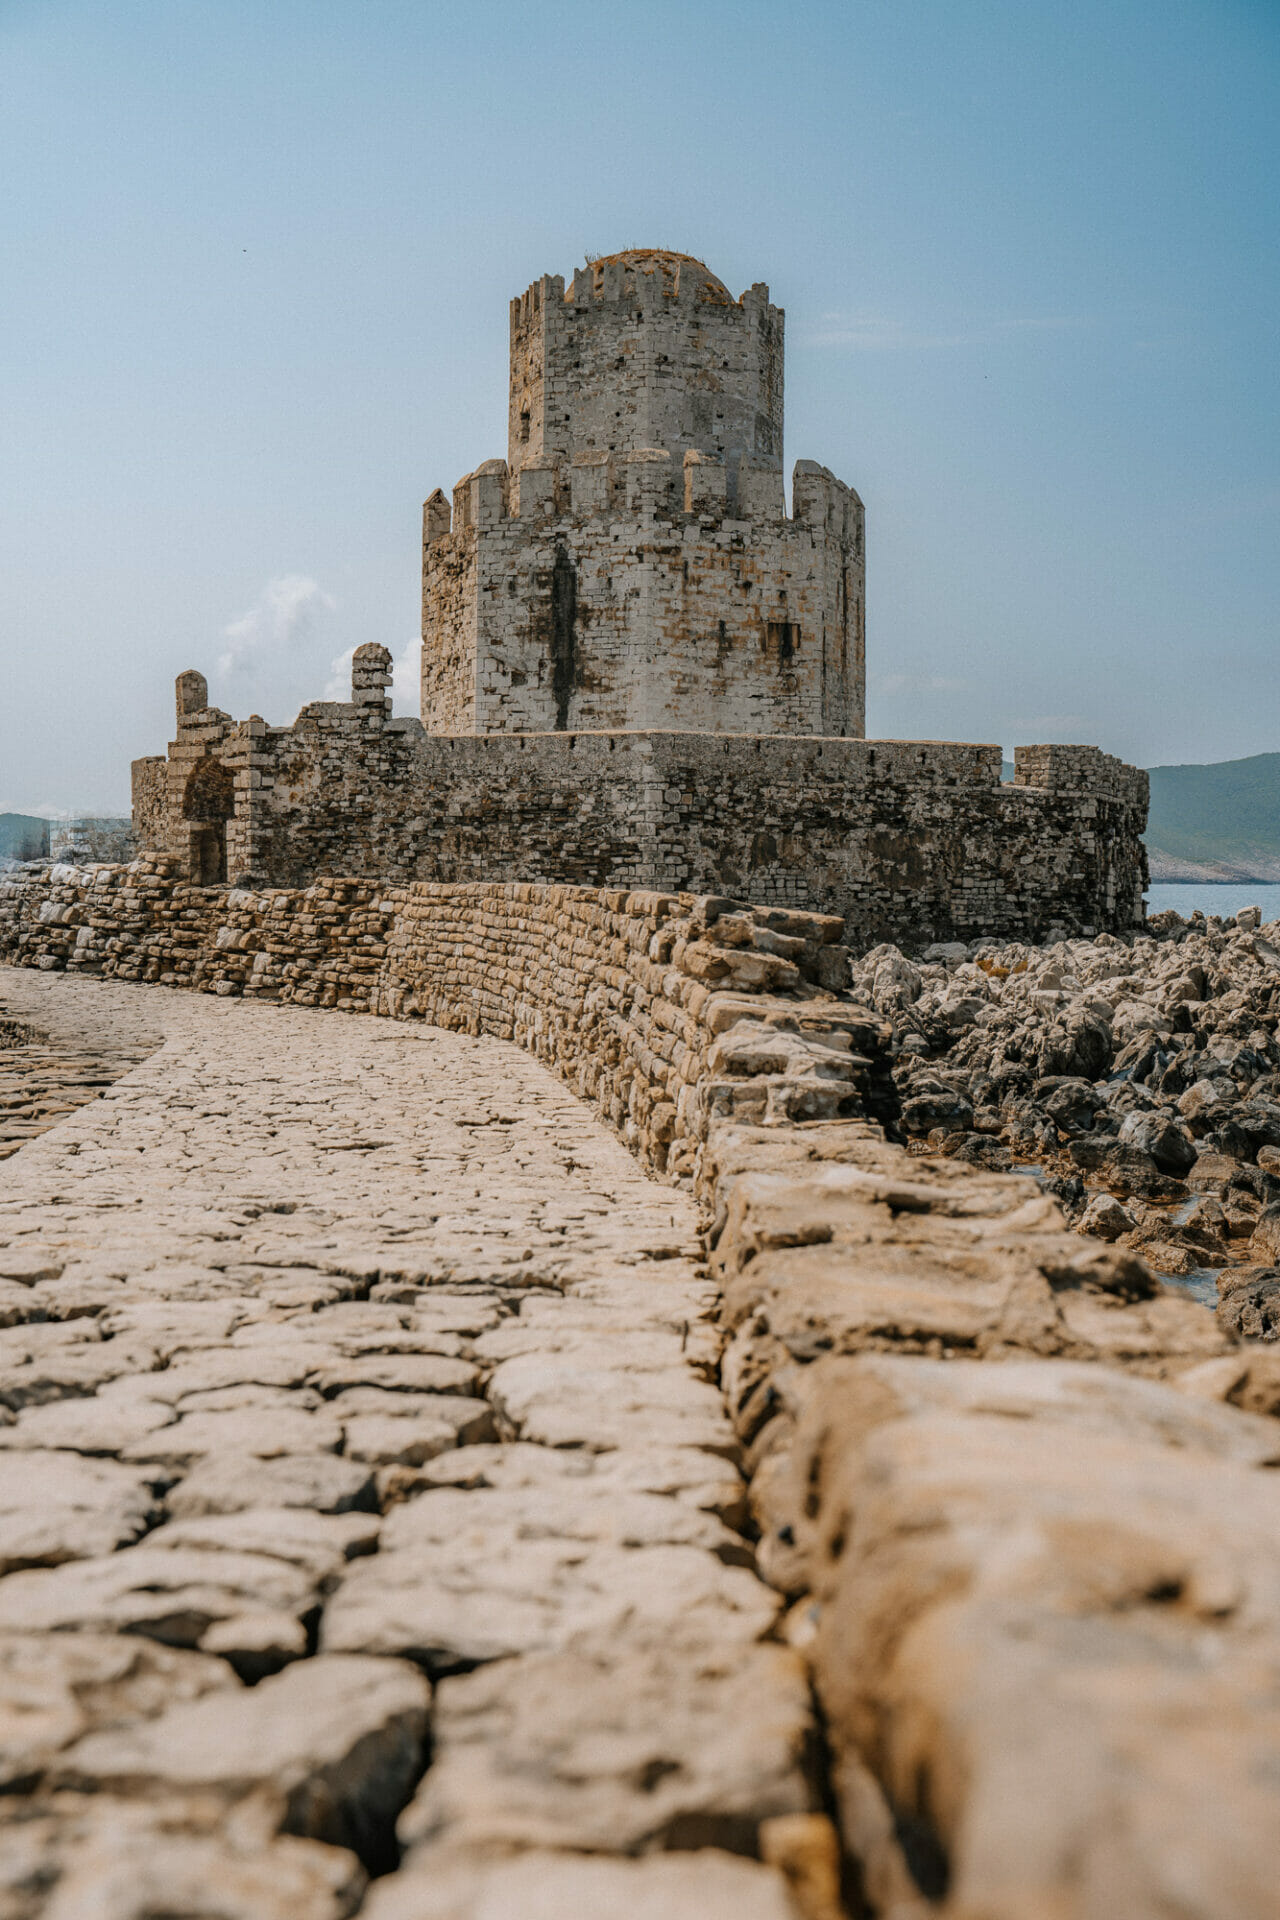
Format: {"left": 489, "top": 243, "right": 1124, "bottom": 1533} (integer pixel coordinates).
{"left": 1145, "top": 753, "right": 1280, "bottom": 881}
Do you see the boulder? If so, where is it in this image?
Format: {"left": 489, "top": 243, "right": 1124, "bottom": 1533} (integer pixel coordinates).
{"left": 1118, "top": 1110, "right": 1198, "bottom": 1175}
{"left": 1077, "top": 1192, "right": 1135, "bottom": 1242}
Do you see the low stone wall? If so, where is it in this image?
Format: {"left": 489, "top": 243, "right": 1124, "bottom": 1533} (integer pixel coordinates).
{"left": 706, "top": 1121, "right": 1280, "bottom": 1916}
{"left": 0, "top": 860, "right": 892, "bottom": 1181}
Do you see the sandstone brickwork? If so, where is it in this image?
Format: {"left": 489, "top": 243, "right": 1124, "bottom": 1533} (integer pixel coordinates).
{"left": 421, "top": 250, "right": 863, "bottom": 738}
{"left": 131, "top": 660, "right": 1148, "bottom": 938}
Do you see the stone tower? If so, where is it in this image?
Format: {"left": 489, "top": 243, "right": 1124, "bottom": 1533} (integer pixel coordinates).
{"left": 421, "top": 249, "right": 865, "bottom": 737}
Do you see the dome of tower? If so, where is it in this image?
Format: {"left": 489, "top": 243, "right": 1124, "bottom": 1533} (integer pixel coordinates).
{"left": 582, "top": 250, "right": 734, "bottom": 304}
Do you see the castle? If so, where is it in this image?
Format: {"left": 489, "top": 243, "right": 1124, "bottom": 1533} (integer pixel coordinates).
{"left": 422, "top": 250, "right": 863, "bottom": 738}
{"left": 132, "top": 250, "right": 1148, "bottom": 945}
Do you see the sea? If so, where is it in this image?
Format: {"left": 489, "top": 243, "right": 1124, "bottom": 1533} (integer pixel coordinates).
{"left": 1146, "top": 882, "right": 1280, "bottom": 924}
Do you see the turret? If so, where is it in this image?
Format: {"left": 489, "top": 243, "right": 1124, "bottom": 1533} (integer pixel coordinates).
{"left": 507, "top": 250, "right": 784, "bottom": 479}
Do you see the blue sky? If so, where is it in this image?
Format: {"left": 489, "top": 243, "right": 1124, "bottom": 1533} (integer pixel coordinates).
{"left": 1, "top": 0, "right": 1276, "bottom": 810}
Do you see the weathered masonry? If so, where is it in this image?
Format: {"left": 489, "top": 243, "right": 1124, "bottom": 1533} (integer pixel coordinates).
{"left": 131, "top": 246, "right": 1149, "bottom": 937}
{"left": 132, "top": 656, "right": 1148, "bottom": 944}
{"left": 421, "top": 250, "right": 865, "bottom": 738}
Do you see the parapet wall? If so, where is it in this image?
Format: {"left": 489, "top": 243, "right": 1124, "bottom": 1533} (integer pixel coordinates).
{"left": 136, "top": 689, "right": 1150, "bottom": 943}
{"left": 0, "top": 864, "right": 888, "bottom": 1182}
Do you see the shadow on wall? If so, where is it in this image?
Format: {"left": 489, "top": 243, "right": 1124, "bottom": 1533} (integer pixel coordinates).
{"left": 182, "top": 759, "right": 235, "bottom": 886}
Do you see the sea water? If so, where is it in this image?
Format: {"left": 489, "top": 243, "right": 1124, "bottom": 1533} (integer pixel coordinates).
{"left": 1146, "top": 882, "right": 1280, "bottom": 924}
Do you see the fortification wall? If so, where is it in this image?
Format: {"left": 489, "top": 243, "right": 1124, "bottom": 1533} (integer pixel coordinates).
{"left": 421, "top": 454, "right": 863, "bottom": 736}
{"left": 129, "top": 755, "right": 168, "bottom": 850}
{"left": 132, "top": 672, "right": 1150, "bottom": 942}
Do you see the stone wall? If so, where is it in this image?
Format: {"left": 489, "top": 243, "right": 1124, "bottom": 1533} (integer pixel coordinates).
{"left": 507, "top": 253, "right": 784, "bottom": 478}
{"left": 131, "top": 665, "right": 1150, "bottom": 942}
{"left": 0, "top": 863, "right": 889, "bottom": 1182}
{"left": 421, "top": 454, "right": 864, "bottom": 737}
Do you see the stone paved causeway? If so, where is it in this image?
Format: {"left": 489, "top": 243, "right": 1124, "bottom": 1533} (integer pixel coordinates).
{"left": 0, "top": 973, "right": 815, "bottom": 1919}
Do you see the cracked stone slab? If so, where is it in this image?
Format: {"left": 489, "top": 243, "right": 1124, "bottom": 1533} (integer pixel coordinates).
{"left": 0, "top": 1632, "right": 237, "bottom": 1790}
{"left": 141, "top": 1507, "right": 381, "bottom": 1580}
{"left": 0, "top": 1542, "right": 321, "bottom": 1649}
{"left": 5, "top": 1802, "right": 367, "bottom": 1920}
{"left": 397, "top": 1641, "right": 816, "bottom": 1857}
{"left": 0, "top": 974, "right": 768, "bottom": 1905}
{"left": 0, "top": 1396, "right": 175, "bottom": 1456}
{"left": 119, "top": 1405, "right": 346, "bottom": 1466}
{"left": 360, "top": 1847, "right": 801, "bottom": 1920}
{"left": 0, "top": 1452, "right": 159, "bottom": 1573}
{"left": 54, "top": 1653, "right": 429, "bottom": 1867}
{"left": 378, "top": 1484, "right": 746, "bottom": 1558}
{"left": 165, "top": 1451, "right": 378, "bottom": 1518}
{"left": 486, "top": 1352, "right": 734, "bottom": 1452}
{"left": 419, "top": 1440, "right": 746, "bottom": 1522}
{"left": 321, "top": 1529, "right": 778, "bottom": 1672}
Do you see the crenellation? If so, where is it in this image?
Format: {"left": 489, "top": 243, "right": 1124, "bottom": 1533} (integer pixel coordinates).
{"left": 459, "top": 249, "right": 819, "bottom": 734}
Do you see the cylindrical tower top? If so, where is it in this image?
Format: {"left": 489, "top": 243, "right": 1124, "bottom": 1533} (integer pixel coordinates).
{"left": 508, "top": 250, "right": 784, "bottom": 479}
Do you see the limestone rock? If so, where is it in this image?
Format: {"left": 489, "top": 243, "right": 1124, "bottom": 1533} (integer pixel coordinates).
{"left": 165, "top": 1451, "right": 378, "bottom": 1517}
{"left": 419, "top": 1440, "right": 746, "bottom": 1524}
{"left": 360, "top": 1847, "right": 801, "bottom": 1920}
{"left": 56, "top": 1654, "right": 429, "bottom": 1870}
{"left": 313, "top": 1354, "right": 480, "bottom": 1397}
{"left": 142, "top": 1506, "right": 381, "bottom": 1581}
{"left": 1077, "top": 1190, "right": 1136, "bottom": 1241}
{"left": 0, "top": 1632, "right": 236, "bottom": 1790}
{"left": 486, "top": 1351, "right": 731, "bottom": 1452}
{"left": 120, "top": 1405, "right": 345, "bottom": 1466}
{"left": 322, "top": 1521, "right": 778, "bottom": 1672}
{"left": 27, "top": 1805, "right": 366, "bottom": 1920}
{"left": 397, "top": 1642, "right": 815, "bottom": 1857}
{"left": 0, "top": 1543, "right": 318, "bottom": 1645}
{"left": 794, "top": 1390, "right": 1280, "bottom": 1918}
{"left": 0, "top": 1396, "right": 173, "bottom": 1455}
{"left": 0, "top": 1451, "right": 158, "bottom": 1572}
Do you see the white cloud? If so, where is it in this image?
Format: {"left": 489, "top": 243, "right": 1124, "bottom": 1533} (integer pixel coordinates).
{"left": 391, "top": 639, "right": 420, "bottom": 713}
{"left": 322, "top": 647, "right": 355, "bottom": 703}
{"left": 216, "top": 575, "right": 336, "bottom": 681}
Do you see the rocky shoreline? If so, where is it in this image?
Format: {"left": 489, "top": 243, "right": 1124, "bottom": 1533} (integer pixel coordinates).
{"left": 852, "top": 904, "right": 1280, "bottom": 1345}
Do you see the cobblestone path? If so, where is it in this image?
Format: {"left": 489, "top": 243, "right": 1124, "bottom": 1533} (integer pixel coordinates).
{"left": 0, "top": 973, "right": 816, "bottom": 1919}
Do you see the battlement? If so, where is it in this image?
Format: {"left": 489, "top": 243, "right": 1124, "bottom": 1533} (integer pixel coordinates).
{"left": 1013, "top": 742, "right": 1150, "bottom": 807}
{"left": 418, "top": 250, "right": 858, "bottom": 737}
{"left": 430, "top": 452, "right": 863, "bottom": 538}
{"left": 507, "top": 250, "right": 772, "bottom": 327}
{"left": 507, "top": 248, "right": 785, "bottom": 480}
